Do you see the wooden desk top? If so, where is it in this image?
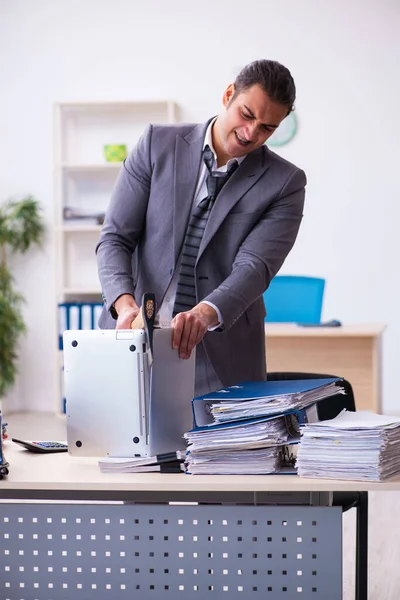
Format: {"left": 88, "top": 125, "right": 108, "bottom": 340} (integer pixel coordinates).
{"left": 265, "top": 323, "right": 386, "bottom": 338}
{"left": 1, "top": 412, "right": 400, "bottom": 494}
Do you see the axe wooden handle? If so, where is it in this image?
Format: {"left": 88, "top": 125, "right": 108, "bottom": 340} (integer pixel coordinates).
{"left": 130, "top": 307, "right": 145, "bottom": 330}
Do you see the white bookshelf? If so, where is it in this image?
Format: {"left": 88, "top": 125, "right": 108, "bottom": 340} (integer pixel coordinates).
{"left": 53, "top": 100, "right": 179, "bottom": 410}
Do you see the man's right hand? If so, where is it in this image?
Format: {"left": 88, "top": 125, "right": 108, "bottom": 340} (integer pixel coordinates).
{"left": 114, "top": 294, "right": 140, "bottom": 329}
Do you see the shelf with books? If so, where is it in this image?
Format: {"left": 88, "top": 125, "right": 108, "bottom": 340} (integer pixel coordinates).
{"left": 58, "top": 165, "right": 118, "bottom": 228}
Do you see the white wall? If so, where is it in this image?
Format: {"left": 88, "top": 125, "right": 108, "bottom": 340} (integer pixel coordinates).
{"left": 0, "top": 0, "right": 399, "bottom": 412}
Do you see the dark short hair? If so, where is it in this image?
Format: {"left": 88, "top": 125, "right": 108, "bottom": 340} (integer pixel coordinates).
{"left": 233, "top": 59, "right": 296, "bottom": 115}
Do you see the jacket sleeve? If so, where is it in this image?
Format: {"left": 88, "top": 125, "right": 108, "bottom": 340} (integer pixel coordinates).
{"left": 203, "top": 167, "right": 306, "bottom": 331}
{"left": 96, "top": 125, "right": 153, "bottom": 314}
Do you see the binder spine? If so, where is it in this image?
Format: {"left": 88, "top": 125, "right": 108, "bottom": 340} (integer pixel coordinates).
{"left": 57, "top": 302, "right": 104, "bottom": 349}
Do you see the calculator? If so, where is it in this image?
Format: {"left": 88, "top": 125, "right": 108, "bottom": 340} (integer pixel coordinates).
{"left": 12, "top": 438, "right": 68, "bottom": 453}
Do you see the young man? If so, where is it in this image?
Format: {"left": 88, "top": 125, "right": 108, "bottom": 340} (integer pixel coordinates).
{"left": 96, "top": 59, "right": 306, "bottom": 396}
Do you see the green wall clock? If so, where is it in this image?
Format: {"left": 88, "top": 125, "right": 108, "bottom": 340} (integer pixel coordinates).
{"left": 266, "top": 111, "right": 297, "bottom": 147}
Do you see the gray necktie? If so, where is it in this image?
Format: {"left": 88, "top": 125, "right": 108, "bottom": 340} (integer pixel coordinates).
{"left": 173, "top": 146, "right": 238, "bottom": 316}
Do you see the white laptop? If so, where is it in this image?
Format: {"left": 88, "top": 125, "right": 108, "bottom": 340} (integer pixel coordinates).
{"left": 63, "top": 328, "right": 195, "bottom": 457}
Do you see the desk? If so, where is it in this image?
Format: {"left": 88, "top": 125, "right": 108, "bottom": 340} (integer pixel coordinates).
{"left": 265, "top": 323, "right": 385, "bottom": 412}
{"left": 2, "top": 412, "right": 398, "bottom": 496}
{"left": 1, "top": 413, "right": 398, "bottom": 600}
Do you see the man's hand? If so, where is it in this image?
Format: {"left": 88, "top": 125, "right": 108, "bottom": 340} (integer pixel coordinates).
{"left": 114, "top": 294, "right": 140, "bottom": 330}
{"left": 171, "top": 303, "right": 219, "bottom": 359}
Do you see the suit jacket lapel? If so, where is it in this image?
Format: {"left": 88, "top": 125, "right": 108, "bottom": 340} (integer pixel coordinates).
{"left": 173, "top": 121, "right": 210, "bottom": 263}
{"left": 198, "top": 146, "right": 271, "bottom": 259}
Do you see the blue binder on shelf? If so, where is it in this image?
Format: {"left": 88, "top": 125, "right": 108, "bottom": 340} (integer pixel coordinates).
{"left": 58, "top": 302, "right": 103, "bottom": 350}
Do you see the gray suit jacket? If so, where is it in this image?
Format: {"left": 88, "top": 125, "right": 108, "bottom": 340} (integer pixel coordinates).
{"left": 96, "top": 120, "right": 306, "bottom": 387}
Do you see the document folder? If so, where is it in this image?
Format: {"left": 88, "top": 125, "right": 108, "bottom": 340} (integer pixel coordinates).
{"left": 191, "top": 378, "right": 342, "bottom": 428}
{"left": 64, "top": 328, "right": 195, "bottom": 457}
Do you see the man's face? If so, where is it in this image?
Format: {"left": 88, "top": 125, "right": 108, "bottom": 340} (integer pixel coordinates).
{"left": 213, "top": 83, "right": 289, "bottom": 162}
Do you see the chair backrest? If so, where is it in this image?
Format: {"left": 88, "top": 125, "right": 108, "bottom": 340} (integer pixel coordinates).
{"left": 263, "top": 275, "right": 325, "bottom": 324}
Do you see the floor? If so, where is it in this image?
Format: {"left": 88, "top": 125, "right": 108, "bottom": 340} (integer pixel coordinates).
{"left": 343, "top": 491, "right": 400, "bottom": 599}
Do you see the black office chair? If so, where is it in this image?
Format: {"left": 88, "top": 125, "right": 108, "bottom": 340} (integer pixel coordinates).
{"left": 267, "top": 371, "right": 368, "bottom": 600}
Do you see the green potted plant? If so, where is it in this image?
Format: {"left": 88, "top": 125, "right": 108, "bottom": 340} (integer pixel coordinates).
{"left": 0, "top": 196, "right": 45, "bottom": 399}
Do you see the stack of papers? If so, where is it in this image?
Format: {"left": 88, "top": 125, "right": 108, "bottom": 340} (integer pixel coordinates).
{"left": 192, "top": 379, "right": 344, "bottom": 426}
{"left": 184, "top": 416, "right": 299, "bottom": 475}
{"left": 184, "top": 379, "right": 344, "bottom": 475}
{"left": 296, "top": 410, "right": 400, "bottom": 481}
{"left": 185, "top": 446, "right": 281, "bottom": 475}
{"left": 99, "top": 451, "right": 184, "bottom": 473}
{"left": 185, "top": 415, "right": 292, "bottom": 451}
{"left": 185, "top": 415, "right": 294, "bottom": 474}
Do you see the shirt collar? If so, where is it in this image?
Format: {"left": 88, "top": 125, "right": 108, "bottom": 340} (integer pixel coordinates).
{"left": 204, "top": 117, "right": 246, "bottom": 171}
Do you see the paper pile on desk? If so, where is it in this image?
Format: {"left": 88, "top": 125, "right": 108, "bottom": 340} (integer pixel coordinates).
{"left": 185, "top": 445, "right": 282, "bottom": 475}
{"left": 296, "top": 410, "right": 400, "bottom": 481}
{"left": 207, "top": 380, "right": 343, "bottom": 424}
{"left": 98, "top": 451, "right": 185, "bottom": 473}
{"left": 184, "top": 415, "right": 295, "bottom": 475}
{"left": 184, "top": 378, "right": 344, "bottom": 475}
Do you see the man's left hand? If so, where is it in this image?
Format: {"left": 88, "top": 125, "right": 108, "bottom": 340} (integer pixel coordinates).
{"left": 171, "top": 303, "right": 219, "bottom": 359}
